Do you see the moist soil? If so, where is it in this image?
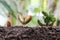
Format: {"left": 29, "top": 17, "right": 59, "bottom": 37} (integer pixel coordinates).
{"left": 0, "top": 26, "right": 60, "bottom": 40}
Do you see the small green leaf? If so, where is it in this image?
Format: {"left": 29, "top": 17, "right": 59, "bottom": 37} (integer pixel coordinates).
{"left": 42, "top": 11, "right": 48, "bottom": 16}
{"left": 38, "top": 20, "right": 45, "bottom": 26}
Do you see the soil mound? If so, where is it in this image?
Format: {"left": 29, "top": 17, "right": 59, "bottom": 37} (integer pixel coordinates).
{"left": 0, "top": 26, "right": 60, "bottom": 40}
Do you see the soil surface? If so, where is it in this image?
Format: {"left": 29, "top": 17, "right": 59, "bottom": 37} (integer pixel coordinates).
{"left": 0, "top": 26, "right": 60, "bottom": 40}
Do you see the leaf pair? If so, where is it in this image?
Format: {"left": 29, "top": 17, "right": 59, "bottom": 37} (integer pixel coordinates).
{"left": 18, "top": 14, "right": 32, "bottom": 25}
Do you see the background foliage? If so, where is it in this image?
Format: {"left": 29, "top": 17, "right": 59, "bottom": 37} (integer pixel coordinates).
{"left": 0, "top": 0, "right": 60, "bottom": 27}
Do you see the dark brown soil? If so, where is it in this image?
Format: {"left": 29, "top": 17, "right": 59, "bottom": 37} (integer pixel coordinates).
{"left": 0, "top": 26, "right": 60, "bottom": 40}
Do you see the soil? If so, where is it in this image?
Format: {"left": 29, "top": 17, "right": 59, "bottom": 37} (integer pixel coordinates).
{"left": 0, "top": 26, "right": 60, "bottom": 40}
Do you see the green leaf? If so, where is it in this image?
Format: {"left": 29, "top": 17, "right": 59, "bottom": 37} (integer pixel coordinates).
{"left": 49, "top": 15, "right": 56, "bottom": 22}
{"left": 42, "top": 11, "right": 48, "bottom": 16}
{"left": 38, "top": 20, "right": 45, "bottom": 26}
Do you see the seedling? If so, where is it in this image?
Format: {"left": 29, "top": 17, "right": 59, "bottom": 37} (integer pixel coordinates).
{"left": 7, "top": 20, "right": 12, "bottom": 27}
{"left": 18, "top": 14, "right": 32, "bottom": 25}
{"left": 7, "top": 13, "right": 12, "bottom": 27}
{"left": 38, "top": 11, "right": 56, "bottom": 26}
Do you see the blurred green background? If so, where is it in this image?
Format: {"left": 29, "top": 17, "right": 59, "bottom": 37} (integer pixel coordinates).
{"left": 0, "top": 0, "right": 60, "bottom": 27}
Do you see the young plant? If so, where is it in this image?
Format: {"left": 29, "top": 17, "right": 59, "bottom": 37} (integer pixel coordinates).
{"left": 18, "top": 13, "right": 32, "bottom": 25}
{"left": 38, "top": 10, "right": 56, "bottom": 26}
{"left": 7, "top": 20, "right": 12, "bottom": 27}
{"left": 7, "top": 13, "right": 12, "bottom": 27}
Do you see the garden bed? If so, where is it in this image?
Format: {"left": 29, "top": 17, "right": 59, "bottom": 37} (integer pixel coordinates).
{"left": 0, "top": 26, "right": 60, "bottom": 40}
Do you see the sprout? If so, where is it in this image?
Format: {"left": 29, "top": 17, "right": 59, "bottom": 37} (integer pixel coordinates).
{"left": 18, "top": 14, "right": 32, "bottom": 25}
{"left": 38, "top": 11, "right": 56, "bottom": 26}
